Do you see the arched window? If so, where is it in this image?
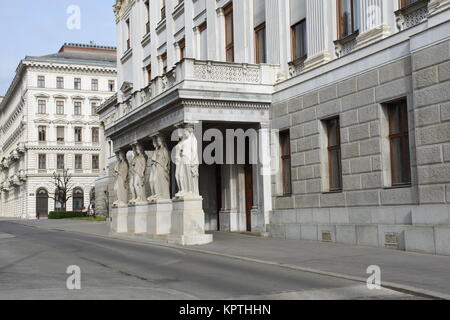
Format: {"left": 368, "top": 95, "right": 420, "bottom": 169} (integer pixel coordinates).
{"left": 73, "top": 188, "right": 84, "bottom": 211}
{"left": 54, "top": 187, "right": 64, "bottom": 211}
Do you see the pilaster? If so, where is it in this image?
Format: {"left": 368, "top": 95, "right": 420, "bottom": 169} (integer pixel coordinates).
{"left": 304, "top": 0, "right": 333, "bottom": 70}
{"left": 355, "top": 0, "right": 391, "bottom": 50}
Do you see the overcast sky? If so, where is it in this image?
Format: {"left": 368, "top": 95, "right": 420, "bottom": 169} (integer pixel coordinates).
{"left": 0, "top": 0, "right": 116, "bottom": 95}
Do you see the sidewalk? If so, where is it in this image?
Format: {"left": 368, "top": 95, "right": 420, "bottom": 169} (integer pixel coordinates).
{"left": 9, "top": 219, "right": 450, "bottom": 299}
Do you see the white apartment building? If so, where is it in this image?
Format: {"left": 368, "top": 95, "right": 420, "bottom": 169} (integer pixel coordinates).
{"left": 0, "top": 43, "right": 117, "bottom": 218}
{"left": 101, "top": 0, "right": 450, "bottom": 254}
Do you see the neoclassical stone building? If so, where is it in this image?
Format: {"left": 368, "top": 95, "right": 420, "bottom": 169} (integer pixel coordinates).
{"left": 102, "top": 0, "right": 450, "bottom": 254}
{"left": 0, "top": 43, "right": 117, "bottom": 219}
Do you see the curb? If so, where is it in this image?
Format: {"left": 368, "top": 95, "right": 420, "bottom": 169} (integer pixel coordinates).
{"left": 11, "top": 221, "right": 450, "bottom": 300}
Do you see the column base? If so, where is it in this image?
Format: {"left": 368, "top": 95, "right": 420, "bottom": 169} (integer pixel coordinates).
{"left": 354, "top": 24, "right": 391, "bottom": 50}
{"left": 303, "top": 51, "right": 332, "bottom": 71}
{"left": 111, "top": 206, "right": 128, "bottom": 233}
{"left": 219, "top": 210, "right": 246, "bottom": 232}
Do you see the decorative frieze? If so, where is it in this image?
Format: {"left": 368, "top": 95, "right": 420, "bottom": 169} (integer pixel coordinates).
{"left": 193, "top": 61, "right": 261, "bottom": 84}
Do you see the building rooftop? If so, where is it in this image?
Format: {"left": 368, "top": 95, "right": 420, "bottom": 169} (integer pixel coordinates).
{"left": 24, "top": 43, "right": 117, "bottom": 68}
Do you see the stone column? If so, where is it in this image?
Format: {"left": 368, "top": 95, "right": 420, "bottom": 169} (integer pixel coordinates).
{"left": 265, "top": 0, "right": 290, "bottom": 76}
{"left": 355, "top": 0, "right": 391, "bottom": 49}
{"left": 232, "top": 0, "right": 254, "bottom": 63}
{"left": 253, "top": 123, "right": 272, "bottom": 233}
{"left": 184, "top": 0, "right": 195, "bottom": 59}
{"left": 206, "top": 0, "right": 218, "bottom": 61}
{"left": 304, "top": 0, "right": 333, "bottom": 70}
{"left": 216, "top": 7, "right": 226, "bottom": 61}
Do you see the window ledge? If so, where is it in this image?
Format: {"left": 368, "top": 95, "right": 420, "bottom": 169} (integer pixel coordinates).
{"left": 172, "top": 1, "right": 184, "bottom": 19}
{"left": 141, "top": 32, "right": 151, "bottom": 47}
{"left": 322, "top": 190, "right": 343, "bottom": 194}
{"left": 395, "top": 0, "right": 429, "bottom": 31}
{"left": 334, "top": 31, "right": 359, "bottom": 58}
{"left": 383, "top": 184, "right": 412, "bottom": 190}
{"left": 156, "top": 19, "right": 166, "bottom": 34}
{"left": 120, "top": 48, "right": 133, "bottom": 64}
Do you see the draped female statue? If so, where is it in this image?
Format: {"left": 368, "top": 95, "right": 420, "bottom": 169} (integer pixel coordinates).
{"left": 132, "top": 143, "right": 147, "bottom": 204}
{"left": 148, "top": 135, "right": 171, "bottom": 202}
{"left": 174, "top": 127, "right": 200, "bottom": 199}
{"left": 113, "top": 151, "right": 128, "bottom": 207}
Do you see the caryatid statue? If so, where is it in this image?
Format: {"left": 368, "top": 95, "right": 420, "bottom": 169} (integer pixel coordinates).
{"left": 132, "top": 143, "right": 148, "bottom": 204}
{"left": 148, "top": 135, "right": 171, "bottom": 202}
{"left": 174, "top": 126, "right": 200, "bottom": 199}
{"left": 113, "top": 151, "right": 129, "bottom": 207}
{"left": 128, "top": 146, "right": 137, "bottom": 204}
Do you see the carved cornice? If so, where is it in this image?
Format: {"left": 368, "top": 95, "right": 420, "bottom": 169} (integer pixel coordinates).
{"left": 113, "top": 0, "right": 135, "bottom": 22}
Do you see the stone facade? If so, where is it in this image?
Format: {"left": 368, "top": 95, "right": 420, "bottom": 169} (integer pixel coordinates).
{"left": 104, "top": 0, "right": 450, "bottom": 253}
{"left": 0, "top": 44, "right": 117, "bottom": 219}
{"left": 269, "top": 6, "right": 450, "bottom": 255}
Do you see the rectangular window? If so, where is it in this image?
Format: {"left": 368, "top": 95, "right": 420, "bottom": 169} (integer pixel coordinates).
{"left": 387, "top": 100, "right": 411, "bottom": 186}
{"left": 57, "top": 126, "right": 65, "bottom": 143}
{"left": 37, "top": 76, "right": 45, "bottom": 88}
{"left": 91, "top": 79, "right": 98, "bottom": 91}
{"left": 161, "top": 53, "right": 167, "bottom": 74}
{"left": 91, "top": 102, "right": 98, "bottom": 115}
{"left": 38, "top": 154, "right": 46, "bottom": 170}
{"left": 145, "top": 0, "right": 150, "bottom": 34}
{"left": 74, "top": 101, "right": 82, "bottom": 115}
{"left": 56, "top": 77, "right": 64, "bottom": 89}
{"left": 199, "top": 22, "right": 208, "bottom": 60}
{"left": 224, "top": 4, "right": 234, "bottom": 62}
{"left": 57, "top": 154, "right": 65, "bottom": 170}
{"left": 338, "top": 0, "right": 360, "bottom": 39}
{"left": 326, "top": 118, "right": 342, "bottom": 191}
{"left": 146, "top": 65, "right": 152, "bottom": 86}
{"left": 38, "top": 126, "right": 46, "bottom": 142}
{"left": 179, "top": 38, "right": 186, "bottom": 60}
{"left": 75, "top": 154, "right": 83, "bottom": 170}
{"left": 92, "top": 127, "right": 99, "bottom": 144}
{"left": 292, "top": 19, "right": 307, "bottom": 60}
{"left": 161, "top": 0, "right": 166, "bottom": 20}
{"left": 126, "top": 19, "right": 131, "bottom": 50}
{"left": 92, "top": 155, "right": 100, "bottom": 170}
{"left": 400, "top": 0, "right": 421, "bottom": 8}
{"left": 108, "top": 80, "right": 115, "bottom": 92}
{"left": 56, "top": 100, "right": 64, "bottom": 115}
{"left": 74, "top": 127, "right": 82, "bottom": 143}
{"left": 280, "top": 130, "right": 292, "bottom": 195}
{"left": 38, "top": 100, "right": 46, "bottom": 114}
{"left": 74, "top": 78, "right": 81, "bottom": 90}
{"left": 255, "top": 23, "right": 267, "bottom": 64}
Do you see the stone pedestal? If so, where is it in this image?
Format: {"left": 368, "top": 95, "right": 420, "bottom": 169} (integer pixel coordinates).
{"left": 111, "top": 206, "right": 128, "bottom": 233}
{"left": 169, "top": 197, "right": 213, "bottom": 245}
{"left": 127, "top": 205, "right": 136, "bottom": 233}
{"left": 134, "top": 203, "right": 150, "bottom": 234}
{"left": 147, "top": 200, "right": 172, "bottom": 235}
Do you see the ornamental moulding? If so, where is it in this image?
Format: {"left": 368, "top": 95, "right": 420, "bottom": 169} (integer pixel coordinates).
{"left": 181, "top": 99, "right": 270, "bottom": 110}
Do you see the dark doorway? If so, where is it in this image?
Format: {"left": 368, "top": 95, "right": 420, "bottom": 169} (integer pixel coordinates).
{"left": 36, "top": 188, "right": 48, "bottom": 218}
{"left": 244, "top": 164, "right": 253, "bottom": 232}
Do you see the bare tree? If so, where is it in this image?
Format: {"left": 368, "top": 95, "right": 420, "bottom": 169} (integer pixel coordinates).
{"left": 48, "top": 169, "right": 74, "bottom": 211}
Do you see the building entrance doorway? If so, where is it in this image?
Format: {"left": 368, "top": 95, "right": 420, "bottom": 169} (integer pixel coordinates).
{"left": 36, "top": 188, "right": 48, "bottom": 218}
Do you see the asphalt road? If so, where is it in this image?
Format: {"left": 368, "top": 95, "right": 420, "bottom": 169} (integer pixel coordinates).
{"left": 0, "top": 221, "right": 421, "bottom": 300}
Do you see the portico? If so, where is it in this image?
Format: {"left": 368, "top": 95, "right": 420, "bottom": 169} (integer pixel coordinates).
{"left": 105, "top": 59, "right": 278, "bottom": 242}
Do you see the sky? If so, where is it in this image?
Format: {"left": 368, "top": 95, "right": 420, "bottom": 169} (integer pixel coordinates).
{"left": 0, "top": 0, "right": 117, "bottom": 95}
